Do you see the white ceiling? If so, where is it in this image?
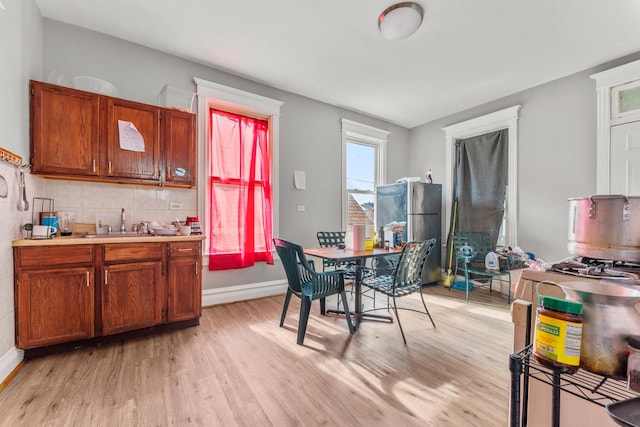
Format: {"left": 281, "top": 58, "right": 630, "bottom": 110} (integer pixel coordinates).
{"left": 35, "top": 0, "right": 640, "bottom": 129}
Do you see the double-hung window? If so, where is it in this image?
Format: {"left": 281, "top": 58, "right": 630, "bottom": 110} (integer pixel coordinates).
{"left": 341, "top": 119, "right": 389, "bottom": 231}
{"left": 195, "top": 78, "right": 283, "bottom": 271}
{"left": 208, "top": 109, "right": 272, "bottom": 270}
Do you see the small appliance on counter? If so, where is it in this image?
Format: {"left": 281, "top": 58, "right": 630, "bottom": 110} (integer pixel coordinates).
{"left": 29, "top": 197, "right": 56, "bottom": 239}
{"left": 186, "top": 216, "right": 202, "bottom": 235}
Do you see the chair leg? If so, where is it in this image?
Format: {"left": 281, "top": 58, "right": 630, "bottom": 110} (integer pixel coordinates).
{"left": 419, "top": 290, "right": 436, "bottom": 328}
{"left": 339, "top": 290, "right": 355, "bottom": 334}
{"left": 280, "top": 288, "right": 293, "bottom": 327}
{"left": 297, "top": 297, "right": 312, "bottom": 345}
{"left": 464, "top": 264, "right": 470, "bottom": 302}
{"left": 391, "top": 294, "right": 407, "bottom": 345}
{"left": 320, "top": 297, "right": 326, "bottom": 315}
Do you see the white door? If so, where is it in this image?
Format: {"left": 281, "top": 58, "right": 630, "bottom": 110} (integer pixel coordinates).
{"left": 610, "top": 121, "right": 640, "bottom": 195}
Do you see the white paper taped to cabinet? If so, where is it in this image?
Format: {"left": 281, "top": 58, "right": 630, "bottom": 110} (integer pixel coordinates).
{"left": 118, "top": 120, "right": 146, "bottom": 152}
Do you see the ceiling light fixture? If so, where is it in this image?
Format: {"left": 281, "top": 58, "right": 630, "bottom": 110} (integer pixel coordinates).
{"left": 378, "top": 2, "right": 424, "bottom": 41}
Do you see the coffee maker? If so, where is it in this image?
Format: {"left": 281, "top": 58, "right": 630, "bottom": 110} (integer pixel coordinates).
{"left": 186, "top": 216, "right": 202, "bottom": 235}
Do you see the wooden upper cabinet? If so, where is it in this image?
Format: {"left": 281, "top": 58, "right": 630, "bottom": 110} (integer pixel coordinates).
{"left": 105, "top": 98, "right": 161, "bottom": 182}
{"left": 29, "top": 81, "right": 196, "bottom": 187}
{"left": 163, "top": 109, "right": 197, "bottom": 187}
{"left": 30, "top": 81, "right": 100, "bottom": 176}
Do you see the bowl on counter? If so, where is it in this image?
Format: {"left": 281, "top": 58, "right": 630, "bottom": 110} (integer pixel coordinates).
{"left": 152, "top": 227, "right": 178, "bottom": 236}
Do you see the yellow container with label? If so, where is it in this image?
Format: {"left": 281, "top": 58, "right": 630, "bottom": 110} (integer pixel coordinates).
{"left": 534, "top": 295, "right": 583, "bottom": 374}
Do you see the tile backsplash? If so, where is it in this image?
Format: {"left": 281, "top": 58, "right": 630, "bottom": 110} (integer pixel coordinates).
{"left": 42, "top": 179, "right": 198, "bottom": 230}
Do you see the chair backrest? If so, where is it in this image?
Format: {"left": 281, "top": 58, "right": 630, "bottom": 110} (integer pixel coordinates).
{"left": 453, "top": 231, "right": 493, "bottom": 265}
{"left": 316, "top": 231, "right": 346, "bottom": 247}
{"left": 373, "top": 254, "right": 401, "bottom": 277}
{"left": 394, "top": 239, "right": 436, "bottom": 287}
{"left": 273, "top": 238, "right": 315, "bottom": 293}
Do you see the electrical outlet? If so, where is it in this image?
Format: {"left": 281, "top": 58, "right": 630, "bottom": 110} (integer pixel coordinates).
{"left": 170, "top": 202, "right": 183, "bottom": 210}
{"left": 296, "top": 205, "right": 305, "bottom": 212}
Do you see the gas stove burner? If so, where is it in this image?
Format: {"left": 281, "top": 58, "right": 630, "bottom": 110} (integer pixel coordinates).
{"left": 550, "top": 256, "right": 640, "bottom": 280}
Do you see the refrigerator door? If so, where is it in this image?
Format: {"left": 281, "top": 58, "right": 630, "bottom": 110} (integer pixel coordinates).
{"left": 376, "top": 182, "right": 408, "bottom": 242}
{"left": 409, "top": 182, "right": 442, "bottom": 215}
{"left": 376, "top": 181, "right": 442, "bottom": 284}
{"left": 409, "top": 212, "right": 441, "bottom": 284}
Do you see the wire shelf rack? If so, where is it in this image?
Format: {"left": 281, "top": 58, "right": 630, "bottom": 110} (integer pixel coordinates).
{"left": 512, "top": 345, "right": 638, "bottom": 407}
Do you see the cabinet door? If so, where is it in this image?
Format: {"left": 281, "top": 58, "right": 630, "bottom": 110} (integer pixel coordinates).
{"left": 30, "top": 81, "right": 100, "bottom": 176}
{"left": 105, "top": 98, "right": 161, "bottom": 181}
{"left": 168, "top": 257, "right": 201, "bottom": 322}
{"left": 16, "top": 267, "right": 94, "bottom": 349}
{"left": 102, "top": 261, "right": 163, "bottom": 335}
{"left": 163, "top": 109, "right": 196, "bottom": 187}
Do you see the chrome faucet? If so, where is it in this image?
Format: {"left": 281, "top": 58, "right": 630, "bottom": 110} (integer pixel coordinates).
{"left": 120, "top": 208, "right": 126, "bottom": 232}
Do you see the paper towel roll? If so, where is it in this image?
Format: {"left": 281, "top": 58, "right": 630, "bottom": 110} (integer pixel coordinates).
{"left": 353, "top": 224, "right": 366, "bottom": 251}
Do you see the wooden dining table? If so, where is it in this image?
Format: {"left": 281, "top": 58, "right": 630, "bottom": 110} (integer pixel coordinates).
{"left": 303, "top": 246, "right": 402, "bottom": 329}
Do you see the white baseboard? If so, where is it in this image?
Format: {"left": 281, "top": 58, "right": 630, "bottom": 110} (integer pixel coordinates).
{"left": 202, "top": 279, "right": 288, "bottom": 307}
{"left": 0, "top": 347, "right": 24, "bottom": 385}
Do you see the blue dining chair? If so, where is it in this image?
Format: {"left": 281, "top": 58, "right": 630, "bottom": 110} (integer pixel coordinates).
{"left": 361, "top": 239, "right": 437, "bottom": 344}
{"left": 453, "top": 231, "right": 512, "bottom": 303}
{"left": 274, "top": 238, "right": 355, "bottom": 345}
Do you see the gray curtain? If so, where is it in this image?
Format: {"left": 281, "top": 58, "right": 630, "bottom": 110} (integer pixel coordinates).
{"left": 454, "top": 129, "right": 508, "bottom": 248}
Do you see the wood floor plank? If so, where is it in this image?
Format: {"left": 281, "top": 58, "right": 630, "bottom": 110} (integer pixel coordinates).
{"left": 0, "top": 287, "right": 512, "bottom": 426}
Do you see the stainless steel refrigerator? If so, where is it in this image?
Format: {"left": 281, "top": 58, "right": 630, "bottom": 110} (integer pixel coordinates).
{"left": 375, "top": 181, "right": 442, "bottom": 284}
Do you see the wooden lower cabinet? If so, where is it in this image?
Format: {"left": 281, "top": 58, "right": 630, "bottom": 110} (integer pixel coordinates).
{"left": 167, "top": 241, "right": 202, "bottom": 322}
{"left": 102, "top": 261, "right": 164, "bottom": 335}
{"left": 16, "top": 266, "right": 94, "bottom": 349}
{"left": 14, "top": 239, "right": 202, "bottom": 352}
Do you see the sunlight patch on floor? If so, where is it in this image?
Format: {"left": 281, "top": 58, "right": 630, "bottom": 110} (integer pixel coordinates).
{"left": 392, "top": 377, "right": 461, "bottom": 422}
{"left": 424, "top": 294, "right": 466, "bottom": 309}
{"left": 468, "top": 306, "right": 511, "bottom": 322}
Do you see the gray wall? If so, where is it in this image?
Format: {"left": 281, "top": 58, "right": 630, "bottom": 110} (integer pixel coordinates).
{"left": 408, "top": 53, "right": 640, "bottom": 262}
{"left": 0, "top": 0, "right": 43, "bottom": 375}
{"left": 41, "top": 19, "right": 411, "bottom": 289}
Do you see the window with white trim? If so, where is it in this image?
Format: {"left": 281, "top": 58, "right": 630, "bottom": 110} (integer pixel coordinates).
{"left": 195, "top": 78, "right": 283, "bottom": 260}
{"left": 341, "top": 119, "right": 389, "bottom": 231}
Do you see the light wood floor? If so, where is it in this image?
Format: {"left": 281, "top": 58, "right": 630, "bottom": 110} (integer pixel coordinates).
{"left": 0, "top": 286, "right": 513, "bottom": 426}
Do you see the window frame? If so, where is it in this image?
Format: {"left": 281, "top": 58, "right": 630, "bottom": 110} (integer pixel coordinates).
{"left": 341, "top": 119, "right": 389, "bottom": 231}
{"left": 195, "top": 78, "right": 283, "bottom": 259}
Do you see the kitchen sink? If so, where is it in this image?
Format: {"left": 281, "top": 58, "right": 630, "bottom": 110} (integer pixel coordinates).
{"left": 82, "top": 232, "right": 149, "bottom": 238}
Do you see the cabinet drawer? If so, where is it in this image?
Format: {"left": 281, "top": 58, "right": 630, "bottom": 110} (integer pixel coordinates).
{"left": 168, "top": 241, "right": 201, "bottom": 259}
{"left": 15, "top": 245, "right": 94, "bottom": 269}
{"left": 104, "top": 242, "right": 163, "bottom": 262}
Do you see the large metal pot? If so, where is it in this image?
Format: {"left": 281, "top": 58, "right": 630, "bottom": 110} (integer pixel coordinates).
{"left": 568, "top": 195, "right": 640, "bottom": 262}
{"left": 557, "top": 280, "right": 640, "bottom": 379}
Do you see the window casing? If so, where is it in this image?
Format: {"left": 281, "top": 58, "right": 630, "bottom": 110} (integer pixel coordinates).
{"left": 341, "top": 119, "right": 389, "bottom": 232}
{"left": 208, "top": 109, "right": 271, "bottom": 269}
{"left": 195, "top": 78, "right": 283, "bottom": 263}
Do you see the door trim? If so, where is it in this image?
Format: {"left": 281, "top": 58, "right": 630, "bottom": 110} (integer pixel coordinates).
{"left": 591, "top": 59, "right": 640, "bottom": 194}
{"left": 442, "top": 105, "right": 521, "bottom": 247}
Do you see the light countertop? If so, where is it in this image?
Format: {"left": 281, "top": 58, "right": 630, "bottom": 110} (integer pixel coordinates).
{"left": 13, "top": 234, "right": 205, "bottom": 247}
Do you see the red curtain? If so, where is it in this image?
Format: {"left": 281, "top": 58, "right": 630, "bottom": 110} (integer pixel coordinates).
{"left": 208, "top": 109, "right": 274, "bottom": 270}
